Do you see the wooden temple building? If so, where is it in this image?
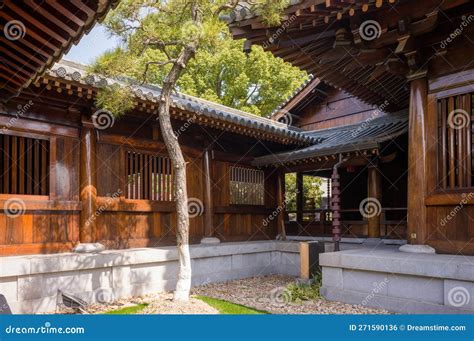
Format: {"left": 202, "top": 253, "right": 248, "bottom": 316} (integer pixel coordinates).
{"left": 0, "top": 0, "right": 473, "bottom": 257}
{"left": 228, "top": 0, "right": 474, "bottom": 256}
{"left": 0, "top": 0, "right": 474, "bottom": 314}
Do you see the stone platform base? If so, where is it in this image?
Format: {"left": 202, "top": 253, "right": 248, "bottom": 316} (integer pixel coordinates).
{"left": 320, "top": 246, "right": 474, "bottom": 314}
{"left": 0, "top": 241, "right": 300, "bottom": 314}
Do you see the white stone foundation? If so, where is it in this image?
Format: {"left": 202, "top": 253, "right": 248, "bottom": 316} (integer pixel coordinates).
{"left": 320, "top": 246, "right": 474, "bottom": 314}
{"left": 0, "top": 241, "right": 300, "bottom": 314}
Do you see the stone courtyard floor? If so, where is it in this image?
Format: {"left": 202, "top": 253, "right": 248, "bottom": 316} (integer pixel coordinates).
{"left": 59, "top": 275, "right": 388, "bottom": 314}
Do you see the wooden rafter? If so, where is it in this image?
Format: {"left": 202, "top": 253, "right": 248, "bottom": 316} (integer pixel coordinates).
{"left": 0, "top": 0, "right": 119, "bottom": 98}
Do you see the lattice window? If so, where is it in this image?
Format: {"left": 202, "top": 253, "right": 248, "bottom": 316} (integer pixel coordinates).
{"left": 0, "top": 134, "right": 49, "bottom": 195}
{"left": 229, "top": 166, "right": 264, "bottom": 205}
{"left": 125, "top": 151, "right": 174, "bottom": 201}
{"left": 438, "top": 92, "right": 473, "bottom": 189}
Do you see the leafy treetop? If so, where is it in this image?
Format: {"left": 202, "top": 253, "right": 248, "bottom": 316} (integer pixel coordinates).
{"left": 90, "top": 0, "right": 306, "bottom": 117}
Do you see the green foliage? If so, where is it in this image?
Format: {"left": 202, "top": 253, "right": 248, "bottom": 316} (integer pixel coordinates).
{"left": 104, "top": 303, "right": 149, "bottom": 315}
{"left": 286, "top": 274, "right": 322, "bottom": 302}
{"left": 285, "top": 173, "right": 325, "bottom": 211}
{"left": 90, "top": 0, "right": 306, "bottom": 117}
{"left": 196, "top": 296, "right": 269, "bottom": 314}
{"left": 95, "top": 83, "right": 135, "bottom": 116}
{"left": 179, "top": 39, "right": 306, "bottom": 116}
{"left": 252, "top": 0, "right": 291, "bottom": 26}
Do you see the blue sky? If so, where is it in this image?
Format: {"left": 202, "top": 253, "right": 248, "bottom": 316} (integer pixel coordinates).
{"left": 65, "top": 25, "right": 120, "bottom": 65}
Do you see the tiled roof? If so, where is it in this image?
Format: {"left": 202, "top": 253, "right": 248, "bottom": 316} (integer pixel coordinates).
{"left": 252, "top": 111, "right": 408, "bottom": 166}
{"left": 47, "top": 60, "right": 316, "bottom": 145}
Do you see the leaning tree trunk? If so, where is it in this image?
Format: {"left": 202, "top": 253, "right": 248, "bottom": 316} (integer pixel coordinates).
{"left": 156, "top": 44, "right": 197, "bottom": 302}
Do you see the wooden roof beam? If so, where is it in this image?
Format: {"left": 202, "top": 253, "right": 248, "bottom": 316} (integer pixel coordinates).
{"left": 5, "top": 1, "right": 68, "bottom": 45}
{"left": 24, "top": 0, "right": 78, "bottom": 35}
{"left": 1, "top": 38, "right": 45, "bottom": 66}
{"left": 45, "top": 0, "right": 88, "bottom": 27}
{"left": 70, "top": 0, "right": 96, "bottom": 17}
{"left": 0, "top": 56, "right": 35, "bottom": 79}
{"left": 0, "top": 10, "right": 57, "bottom": 51}
{"left": 0, "top": 45, "right": 39, "bottom": 72}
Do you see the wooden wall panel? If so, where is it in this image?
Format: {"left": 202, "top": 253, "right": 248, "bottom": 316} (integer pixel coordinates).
{"left": 0, "top": 212, "right": 79, "bottom": 255}
{"left": 51, "top": 136, "right": 80, "bottom": 201}
{"left": 296, "top": 89, "right": 384, "bottom": 131}
{"left": 186, "top": 155, "right": 204, "bottom": 237}
{"left": 423, "top": 71, "right": 474, "bottom": 255}
{"left": 426, "top": 205, "right": 474, "bottom": 255}
{"left": 96, "top": 143, "right": 122, "bottom": 197}
{"left": 212, "top": 161, "right": 229, "bottom": 207}
{"left": 0, "top": 121, "right": 280, "bottom": 255}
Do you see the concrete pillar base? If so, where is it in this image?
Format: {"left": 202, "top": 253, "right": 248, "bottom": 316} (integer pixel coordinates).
{"left": 200, "top": 237, "right": 221, "bottom": 245}
{"left": 73, "top": 243, "right": 105, "bottom": 253}
{"left": 399, "top": 244, "right": 436, "bottom": 254}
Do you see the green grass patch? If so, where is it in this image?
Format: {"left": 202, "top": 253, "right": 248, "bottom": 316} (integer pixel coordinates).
{"left": 286, "top": 274, "right": 322, "bottom": 302}
{"left": 105, "top": 303, "right": 149, "bottom": 315}
{"left": 196, "top": 296, "right": 269, "bottom": 315}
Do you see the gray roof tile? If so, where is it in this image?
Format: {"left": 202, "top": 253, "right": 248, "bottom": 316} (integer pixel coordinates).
{"left": 252, "top": 112, "right": 408, "bottom": 166}
{"left": 48, "top": 60, "right": 315, "bottom": 145}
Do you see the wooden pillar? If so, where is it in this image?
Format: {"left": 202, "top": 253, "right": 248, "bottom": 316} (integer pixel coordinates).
{"left": 367, "top": 164, "right": 382, "bottom": 238}
{"left": 80, "top": 120, "right": 98, "bottom": 243}
{"left": 300, "top": 241, "right": 321, "bottom": 280}
{"left": 407, "top": 75, "right": 428, "bottom": 244}
{"left": 296, "top": 172, "right": 304, "bottom": 227}
{"left": 277, "top": 169, "right": 287, "bottom": 240}
{"left": 203, "top": 149, "right": 214, "bottom": 237}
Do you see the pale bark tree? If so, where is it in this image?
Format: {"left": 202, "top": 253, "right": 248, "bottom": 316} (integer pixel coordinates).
{"left": 94, "top": 0, "right": 289, "bottom": 302}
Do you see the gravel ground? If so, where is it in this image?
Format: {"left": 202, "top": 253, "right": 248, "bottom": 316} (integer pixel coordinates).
{"left": 141, "top": 293, "right": 218, "bottom": 314}
{"left": 58, "top": 293, "right": 217, "bottom": 315}
{"left": 57, "top": 275, "right": 388, "bottom": 315}
{"left": 192, "top": 275, "right": 389, "bottom": 314}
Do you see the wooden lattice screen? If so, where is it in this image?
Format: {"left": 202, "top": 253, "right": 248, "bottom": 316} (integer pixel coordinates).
{"left": 438, "top": 92, "right": 473, "bottom": 189}
{"left": 229, "top": 166, "right": 265, "bottom": 205}
{"left": 0, "top": 134, "right": 49, "bottom": 195}
{"left": 126, "top": 151, "right": 174, "bottom": 201}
